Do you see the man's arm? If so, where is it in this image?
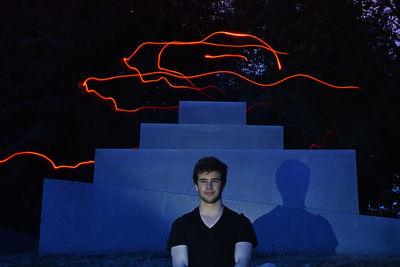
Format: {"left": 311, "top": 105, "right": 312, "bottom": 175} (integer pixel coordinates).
{"left": 171, "top": 245, "right": 189, "bottom": 267}
{"left": 234, "top": 241, "right": 253, "bottom": 267}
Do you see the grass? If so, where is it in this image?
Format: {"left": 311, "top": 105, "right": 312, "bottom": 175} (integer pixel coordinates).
{"left": 1, "top": 251, "right": 400, "bottom": 266}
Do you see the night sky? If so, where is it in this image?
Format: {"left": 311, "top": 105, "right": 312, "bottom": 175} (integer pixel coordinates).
{"left": 0, "top": 0, "right": 399, "bottom": 236}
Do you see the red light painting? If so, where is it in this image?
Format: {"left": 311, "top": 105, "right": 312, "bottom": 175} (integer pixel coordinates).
{"left": 246, "top": 102, "right": 276, "bottom": 113}
{"left": 82, "top": 31, "right": 361, "bottom": 113}
{"left": 0, "top": 151, "right": 94, "bottom": 169}
{"left": 310, "top": 131, "right": 338, "bottom": 149}
{"left": 205, "top": 54, "right": 249, "bottom": 61}
{"left": 1, "top": 31, "right": 361, "bottom": 170}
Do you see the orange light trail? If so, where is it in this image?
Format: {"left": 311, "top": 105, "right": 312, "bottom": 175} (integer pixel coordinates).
{"left": 246, "top": 102, "right": 276, "bottom": 113}
{"left": 182, "top": 72, "right": 361, "bottom": 90}
{"left": 82, "top": 31, "right": 360, "bottom": 113}
{"left": 152, "top": 33, "right": 284, "bottom": 83}
{"left": 205, "top": 54, "right": 248, "bottom": 61}
{"left": 81, "top": 74, "right": 183, "bottom": 112}
{"left": 0, "top": 151, "right": 95, "bottom": 170}
{"left": 82, "top": 31, "right": 290, "bottom": 112}
{"left": 310, "top": 131, "right": 337, "bottom": 149}
{"left": 2, "top": 32, "right": 361, "bottom": 171}
{"left": 200, "top": 31, "right": 284, "bottom": 70}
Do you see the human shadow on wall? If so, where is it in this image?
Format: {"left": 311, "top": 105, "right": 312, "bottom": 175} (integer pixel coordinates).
{"left": 252, "top": 160, "right": 338, "bottom": 254}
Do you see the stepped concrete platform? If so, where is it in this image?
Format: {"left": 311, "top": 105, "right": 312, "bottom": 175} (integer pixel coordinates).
{"left": 94, "top": 149, "right": 359, "bottom": 214}
{"left": 39, "top": 179, "right": 400, "bottom": 256}
{"left": 179, "top": 101, "right": 246, "bottom": 124}
{"left": 140, "top": 123, "right": 283, "bottom": 149}
{"left": 38, "top": 100, "right": 400, "bottom": 256}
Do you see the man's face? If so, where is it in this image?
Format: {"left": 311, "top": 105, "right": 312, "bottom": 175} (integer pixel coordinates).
{"left": 195, "top": 171, "right": 224, "bottom": 204}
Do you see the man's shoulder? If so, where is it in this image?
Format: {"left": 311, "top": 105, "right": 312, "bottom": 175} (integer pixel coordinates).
{"left": 173, "top": 207, "right": 199, "bottom": 224}
{"left": 224, "top": 206, "right": 251, "bottom": 227}
{"left": 223, "top": 206, "right": 252, "bottom": 223}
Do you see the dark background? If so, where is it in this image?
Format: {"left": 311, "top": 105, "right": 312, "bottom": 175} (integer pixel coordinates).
{"left": 0, "top": 0, "right": 399, "bottom": 236}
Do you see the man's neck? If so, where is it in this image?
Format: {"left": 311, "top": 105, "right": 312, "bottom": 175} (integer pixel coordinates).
{"left": 199, "top": 200, "right": 224, "bottom": 217}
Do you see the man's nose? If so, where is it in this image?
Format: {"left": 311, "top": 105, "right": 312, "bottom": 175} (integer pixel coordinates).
{"left": 206, "top": 181, "right": 213, "bottom": 188}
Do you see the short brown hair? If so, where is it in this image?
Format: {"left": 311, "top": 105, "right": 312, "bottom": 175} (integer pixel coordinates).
{"left": 192, "top": 156, "right": 228, "bottom": 186}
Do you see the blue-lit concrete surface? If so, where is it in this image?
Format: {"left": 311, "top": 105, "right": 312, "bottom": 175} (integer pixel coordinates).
{"left": 38, "top": 101, "right": 400, "bottom": 256}
{"left": 178, "top": 101, "right": 246, "bottom": 124}
{"left": 253, "top": 204, "right": 400, "bottom": 255}
{"left": 320, "top": 211, "right": 400, "bottom": 255}
{"left": 39, "top": 179, "right": 194, "bottom": 255}
{"left": 94, "top": 149, "right": 359, "bottom": 214}
{"left": 140, "top": 123, "right": 283, "bottom": 149}
{"left": 39, "top": 179, "right": 400, "bottom": 255}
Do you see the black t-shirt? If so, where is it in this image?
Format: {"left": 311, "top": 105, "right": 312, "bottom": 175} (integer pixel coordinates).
{"left": 167, "top": 206, "right": 258, "bottom": 267}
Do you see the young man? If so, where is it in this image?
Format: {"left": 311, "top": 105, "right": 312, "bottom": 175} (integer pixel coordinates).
{"left": 167, "top": 157, "right": 258, "bottom": 267}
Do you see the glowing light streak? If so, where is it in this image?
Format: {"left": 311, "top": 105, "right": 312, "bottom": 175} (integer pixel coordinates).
{"left": 81, "top": 72, "right": 222, "bottom": 106}
{"left": 123, "top": 31, "right": 359, "bottom": 90}
{"left": 181, "top": 72, "right": 361, "bottom": 90}
{"left": 205, "top": 54, "right": 248, "bottom": 61}
{"left": 123, "top": 41, "right": 288, "bottom": 64}
{"left": 81, "top": 77, "right": 181, "bottom": 112}
{"left": 83, "top": 31, "right": 360, "bottom": 113}
{"left": 120, "top": 31, "right": 286, "bottom": 100}
{"left": 246, "top": 102, "right": 276, "bottom": 113}
{"left": 199, "top": 31, "right": 284, "bottom": 70}
{"left": 0, "top": 151, "right": 95, "bottom": 169}
{"left": 310, "top": 131, "right": 337, "bottom": 149}
{"left": 122, "top": 32, "right": 287, "bottom": 65}
{"left": 152, "top": 32, "right": 284, "bottom": 81}
{"left": 1, "top": 32, "right": 360, "bottom": 171}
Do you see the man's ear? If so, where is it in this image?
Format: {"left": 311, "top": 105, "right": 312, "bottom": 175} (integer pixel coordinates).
{"left": 194, "top": 183, "right": 199, "bottom": 192}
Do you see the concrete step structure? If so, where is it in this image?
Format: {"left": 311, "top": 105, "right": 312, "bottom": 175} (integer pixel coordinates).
{"left": 178, "top": 101, "right": 246, "bottom": 124}
{"left": 39, "top": 179, "right": 400, "bottom": 256}
{"left": 140, "top": 123, "right": 283, "bottom": 149}
{"left": 38, "top": 100, "right": 400, "bottom": 256}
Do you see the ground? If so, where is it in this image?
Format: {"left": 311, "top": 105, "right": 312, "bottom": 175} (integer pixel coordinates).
{"left": 1, "top": 251, "right": 400, "bottom": 266}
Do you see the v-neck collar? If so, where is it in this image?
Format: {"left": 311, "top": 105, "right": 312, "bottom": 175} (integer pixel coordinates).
{"left": 198, "top": 206, "right": 225, "bottom": 229}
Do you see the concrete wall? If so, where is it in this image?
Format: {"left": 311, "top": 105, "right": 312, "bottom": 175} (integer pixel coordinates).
{"left": 140, "top": 124, "right": 283, "bottom": 149}
{"left": 94, "top": 149, "right": 359, "bottom": 214}
{"left": 39, "top": 179, "right": 400, "bottom": 256}
{"left": 39, "top": 179, "right": 178, "bottom": 254}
